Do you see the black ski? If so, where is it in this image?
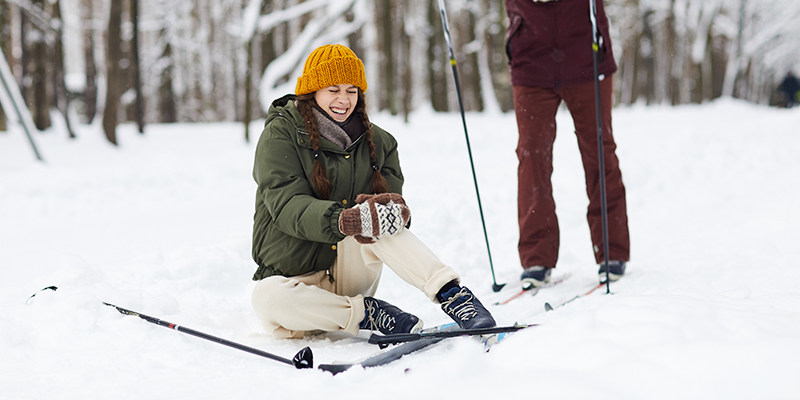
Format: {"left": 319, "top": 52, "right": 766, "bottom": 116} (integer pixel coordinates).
{"left": 367, "top": 323, "right": 537, "bottom": 346}
{"left": 318, "top": 324, "right": 459, "bottom": 374}
{"left": 318, "top": 323, "right": 538, "bottom": 374}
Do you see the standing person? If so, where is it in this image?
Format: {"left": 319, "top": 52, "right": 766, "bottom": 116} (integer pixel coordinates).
{"left": 778, "top": 71, "right": 800, "bottom": 108}
{"left": 250, "top": 44, "right": 496, "bottom": 339}
{"left": 504, "top": 0, "right": 630, "bottom": 289}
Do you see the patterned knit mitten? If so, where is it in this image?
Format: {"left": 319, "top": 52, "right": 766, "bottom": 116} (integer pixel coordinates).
{"left": 338, "top": 193, "right": 411, "bottom": 244}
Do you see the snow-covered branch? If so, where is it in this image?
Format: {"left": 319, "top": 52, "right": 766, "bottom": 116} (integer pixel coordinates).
{"left": 240, "top": 0, "right": 334, "bottom": 42}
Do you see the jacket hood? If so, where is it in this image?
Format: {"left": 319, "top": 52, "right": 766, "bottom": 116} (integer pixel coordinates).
{"left": 265, "top": 94, "right": 300, "bottom": 126}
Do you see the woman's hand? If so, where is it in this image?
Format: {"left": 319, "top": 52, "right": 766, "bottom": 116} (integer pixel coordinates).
{"left": 338, "top": 193, "right": 411, "bottom": 244}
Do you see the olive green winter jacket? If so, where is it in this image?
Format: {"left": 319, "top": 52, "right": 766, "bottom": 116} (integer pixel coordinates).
{"left": 251, "top": 94, "right": 404, "bottom": 281}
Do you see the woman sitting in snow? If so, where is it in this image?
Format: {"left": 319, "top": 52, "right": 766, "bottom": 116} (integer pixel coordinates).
{"left": 249, "top": 44, "right": 496, "bottom": 339}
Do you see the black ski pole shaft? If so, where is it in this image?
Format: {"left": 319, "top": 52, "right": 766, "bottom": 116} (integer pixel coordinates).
{"left": 437, "top": 0, "right": 504, "bottom": 292}
{"left": 589, "top": 0, "right": 612, "bottom": 294}
{"left": 368, "top": 324, "right": 537, "bottom": 346}
{"left": 103, "top": 302, "right": 313, "bottom": 369}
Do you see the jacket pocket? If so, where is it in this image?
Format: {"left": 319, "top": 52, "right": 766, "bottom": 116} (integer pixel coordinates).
{"left": 505, "top": 14, "right": 523, "bottom": 64}
{"left": 256, "top": 222, "right": 328, "bottom": 279}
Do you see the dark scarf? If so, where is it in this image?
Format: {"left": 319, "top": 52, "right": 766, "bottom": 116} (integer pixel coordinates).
{"left": 312, "top": 105, "right": 365, "bottom": 149}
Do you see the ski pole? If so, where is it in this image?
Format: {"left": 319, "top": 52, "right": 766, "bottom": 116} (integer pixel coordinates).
{"left": 589, "top": 0, "right": 612, "bottom": 294}
{"left": 437, "top": 0, "right": 505, "bottom": 292}
{"left": 103, "top": 302, "right": 313, "bottom": 369}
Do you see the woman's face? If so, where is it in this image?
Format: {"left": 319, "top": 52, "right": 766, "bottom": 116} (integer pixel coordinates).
{"left": 314, "top": 84, "right": 359, "bottom": 122}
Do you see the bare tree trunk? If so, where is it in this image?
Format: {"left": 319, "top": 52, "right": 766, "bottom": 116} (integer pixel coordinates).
{"left": 399, "top": 0, "right": 412, "bottom": 122}
{"left": 52, "top": 0, "right": 76, "bottom": 138}
{"left": 20, "top": 6, "right": 28, "bottom": 105}
{"left": 722, "top": 0, "right": 746, "bottom": 98}
{"left": 158, "top": 31, "right": 176, "bottom": 123}
{"left": 619, "top": 33, "right": 639, "bottom": 105}
{"left": 701, "top": 35, "right": 713, "bottom": 102}
{"left": 664, "top": 0, "right": 677, "bottom": 105}
{"left": 103, "top": 0, "right": 124, "bottom": 145}
{"left": 244, "top": 37, "right": 254, "bottom": 142}
{"left": 456, "top": 5, "right": 482, "bottom": 111}
{"left": 733, "top": 0, "right": 747, "bottom": 98}
{"left": 428, "top": 0, "right": 448, "bottom": 112}
{"left": 82, "top": 0, "right": 97, "bottom": 123}
{"left": 260, "top": 1, "right": 278, "bottom": 85}
{"left": 377, "top": 0, "right": 396, "bottom": 114}
{"left": 0, "top": 0, "right": 9, "bottom": 131}
{"left": 243, "top": 0, "right": 275, "bottom": 142}
{"left": 641, "top": 9, "right": 656, "bottom": 105}
{"left": 484, "top": 0, "right": 512, "bottom": 112}
{"left": 131, "top": 0, "right": 145, "bottom": 133}
{"left": 27, "top": 0, "right": 51, "bottom": 130}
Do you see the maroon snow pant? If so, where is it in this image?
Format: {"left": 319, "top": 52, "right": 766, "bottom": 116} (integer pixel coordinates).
{"left": 513, "top": 77, "right": 630, "bottom": 269}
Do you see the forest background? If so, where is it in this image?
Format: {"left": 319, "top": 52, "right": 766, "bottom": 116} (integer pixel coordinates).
{"left": 1, "top": 0, "right": 799, "bottom": 145}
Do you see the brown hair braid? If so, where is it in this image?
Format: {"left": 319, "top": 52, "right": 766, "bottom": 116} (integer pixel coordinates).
{"left": 296, "top": 91, "right": 389, "bottom": 199}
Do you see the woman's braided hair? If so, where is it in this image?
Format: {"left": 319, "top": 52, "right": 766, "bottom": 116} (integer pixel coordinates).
{"left": 295, "top": 91, "right": 389, "bottom": 199}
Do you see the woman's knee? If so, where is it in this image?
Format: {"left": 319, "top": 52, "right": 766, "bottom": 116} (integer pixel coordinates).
{"left": 251, "top": 276, "right": 295, "bottom": 313}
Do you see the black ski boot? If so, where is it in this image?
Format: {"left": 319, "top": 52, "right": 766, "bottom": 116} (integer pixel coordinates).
{"left": 520, "top": 266, "right": 552, "bottom": 290}
{"left": 598, "top": 261, "right": 626, "bottom": 283}
{"left": 360, "top": 297, "right": 423, "bottom": 335}
{"left": 439, "top": 286, "right": 496, "bottom": 330}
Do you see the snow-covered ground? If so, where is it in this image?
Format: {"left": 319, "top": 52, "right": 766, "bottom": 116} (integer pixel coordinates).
{"left": 2, "top": 99, "right": 799, "bottom": 399}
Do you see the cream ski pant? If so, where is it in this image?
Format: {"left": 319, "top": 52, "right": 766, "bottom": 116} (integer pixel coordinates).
{"left": 251, "top": 229, "right": 460, "bottom": 339}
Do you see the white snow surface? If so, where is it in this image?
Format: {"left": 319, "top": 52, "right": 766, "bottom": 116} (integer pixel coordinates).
{"left": 2, "top": 99, "right": 800, "bottom": 399}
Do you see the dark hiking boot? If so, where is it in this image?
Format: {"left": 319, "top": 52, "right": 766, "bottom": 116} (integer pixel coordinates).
{"left": 440, "top": 286, "right": 496, "bottom": 330}
{"left": 360, "top": 297, "right": 423, "bottom": 335}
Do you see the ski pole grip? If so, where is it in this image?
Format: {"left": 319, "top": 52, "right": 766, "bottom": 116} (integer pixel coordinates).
{"left": 368, "top": 333, "right": 421, "bottom": 346}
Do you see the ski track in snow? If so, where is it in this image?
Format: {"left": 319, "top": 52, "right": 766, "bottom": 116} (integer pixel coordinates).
{"left": 1, "top": 99, "right": 800, "bottom": 399}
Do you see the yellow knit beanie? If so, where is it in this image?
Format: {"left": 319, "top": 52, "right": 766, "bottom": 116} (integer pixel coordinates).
{"left": 295, "top": 44, "right": 368, "bottom": 95}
